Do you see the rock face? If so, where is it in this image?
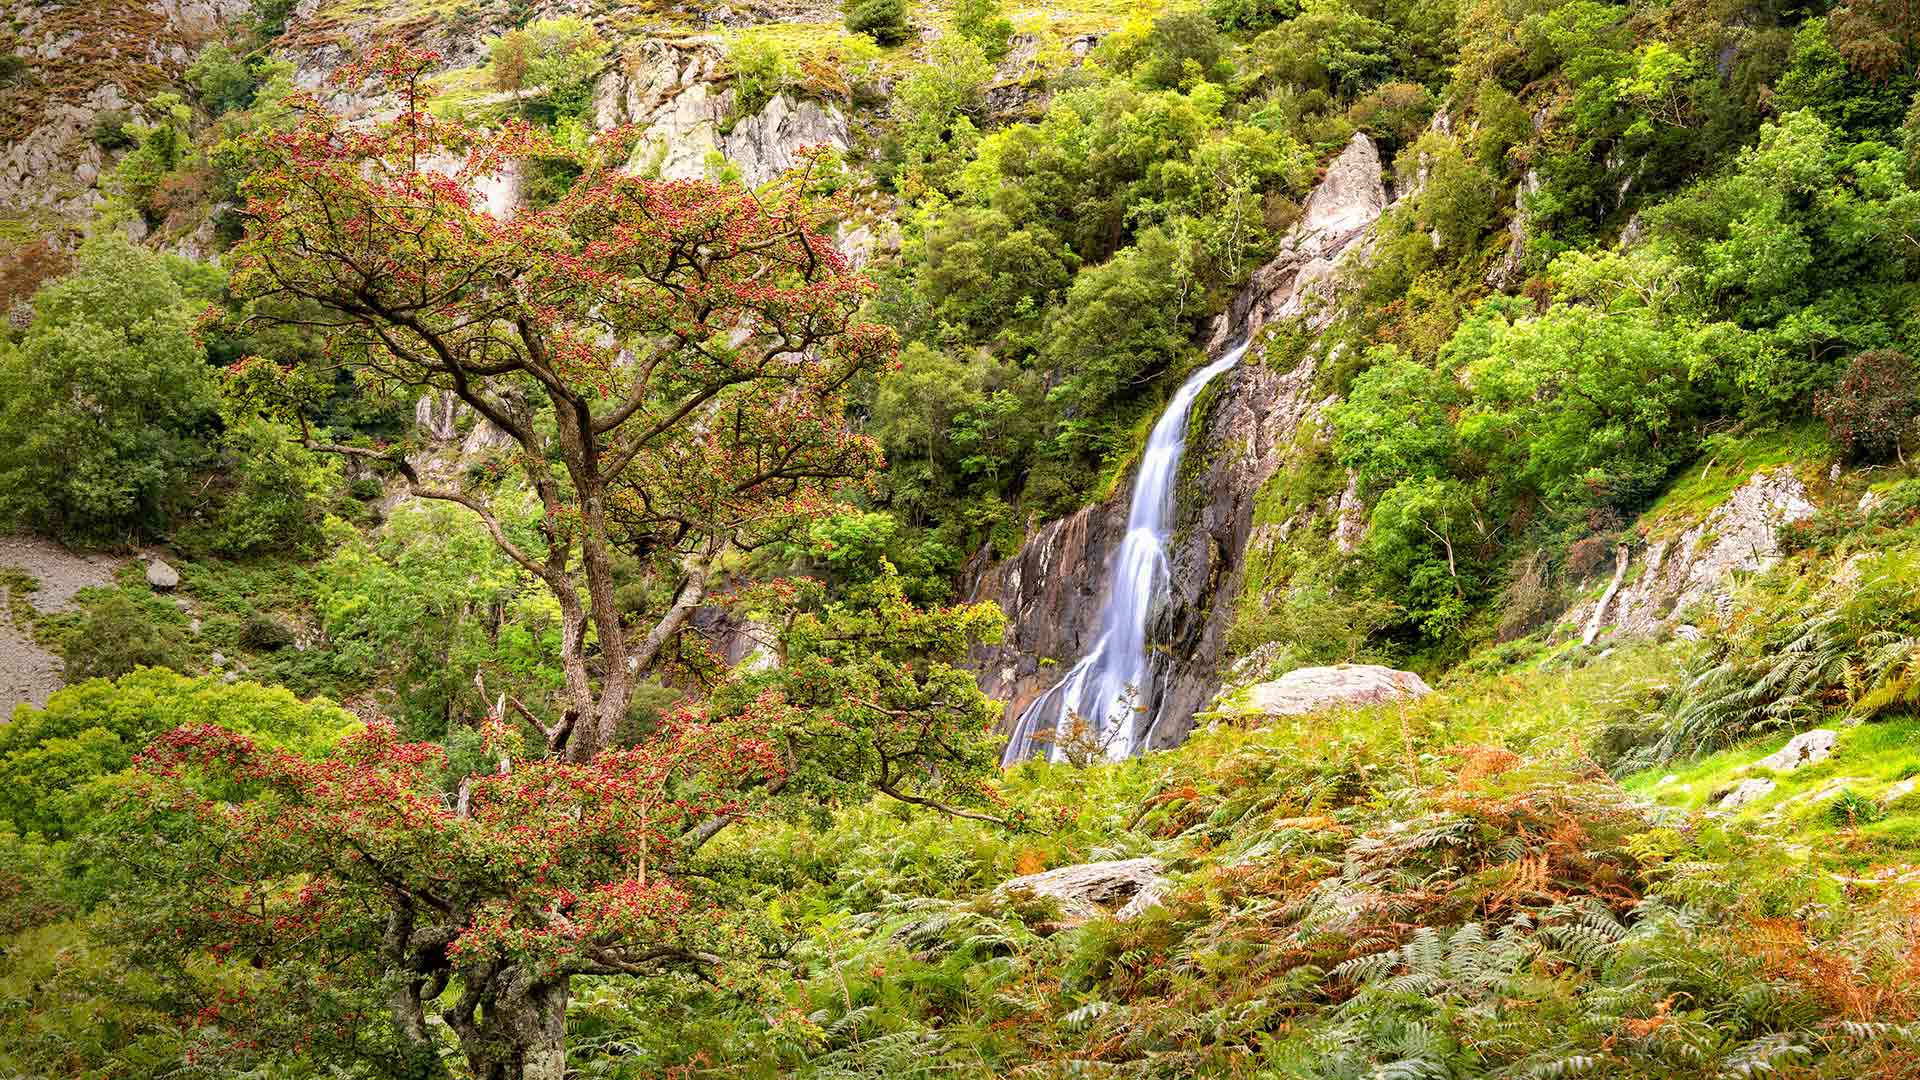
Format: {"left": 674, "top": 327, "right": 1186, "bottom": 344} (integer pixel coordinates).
{"left": 994, "top": 858, "right": 1166, "bottom": 924}
{"left": 1234, "top": 664, "right": 1433, "bottom": 718}
{"left": 595, "top": 43, "right": 850, "bottom": 187}
{"left": 1206, "top": 132, "right": 1389, "bottom": 352}
{"left": 967, "top": 136, "right": 1390, "bottom": 751}
{"left": 1570, "top": 467, "right": 1818, "bottom": 639}
{"left": 0, "top": 0, "right": 247, "bottom": 220}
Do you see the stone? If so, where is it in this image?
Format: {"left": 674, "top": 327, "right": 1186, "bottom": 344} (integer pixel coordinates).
{"left": 1882, "top": 778, "right": 1919, "bottom": 808}
{"left": 1566, "top": 467, "right": 1817, "bottom": 640}
{"left": 1238, "top": 664, "right": 1433, "bottom": 718}
{"left": 721, "top": 93, "right": 850, "bottom": 186}
{"left": 1753, "top": 729, "right": 1838, "bottom": 773}
{"left": 1717, "top": 777, "right": 1776, "bottom": 811}
{"left": 995, "top": 858, "right": 1165, "bottom": 924}
{"left": 146, "top": 558, "right": 180, "bottom": 590}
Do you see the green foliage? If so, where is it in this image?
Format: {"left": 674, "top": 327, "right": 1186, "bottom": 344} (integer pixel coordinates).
{"left": 52, "top": 587, "right": 190, "bottom": 684}
{"left": 180, "top": 418, "right": 339, "bottom": 558}
{"left": 316, "top": 506, "right": 557, "bottom": 739}
{"left": 487, "top": 17, "right": 609, "bottom": 124}
{"left": 0, "top": 667, "right": 351, "bottom": 840}
{"left": 106, "top": 93, "right": 194, "bottom": 223}
{"left": 726, "top": 30, "right": 800, "bottom": 124}
{"left": 952, "top": 0, "right": 1014, "bottom": 64}
{"left": 0, "top": 233, "right": 217, "bottom": 542}
{"left": 892, "top": 35, "right": 995, "bottom": 194}
{"left": 845, "top": 0, "right": 912, "bottom": 46}
{"left": 184, "top": 42, "right": 258, "bottom": 115}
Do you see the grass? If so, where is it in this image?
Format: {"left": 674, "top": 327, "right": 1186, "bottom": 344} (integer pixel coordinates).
{"left": 1624, "top": 717, "right": 1920, "bottom": 872}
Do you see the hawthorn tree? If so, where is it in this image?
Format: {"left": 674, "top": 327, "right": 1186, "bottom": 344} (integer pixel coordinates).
{"left": 106, "top": 568, "right": 1006, "bottom": 1080}
{"left": 225, "top": 42, "right": 890, "bottom": 761}
{"left": 117, "top": 41, "right": 1014, "bottom": 1080}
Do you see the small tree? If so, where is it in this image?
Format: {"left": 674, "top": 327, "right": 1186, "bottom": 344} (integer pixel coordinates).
{"left": 225, "top": 42, "right": 892, "bottom": 761}
{"left": 846, "top": 0, "right": 912, "bottom": 46}
{"left": 0, "top": 233, "right": 218, "bottom": 542}
{"left": 1817, "top": 349, "right": 1919, "bottom": 463}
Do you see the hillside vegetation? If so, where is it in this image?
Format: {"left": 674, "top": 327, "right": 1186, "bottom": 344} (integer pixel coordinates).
{"left": 5, "top": 0, "right": 1920, "bottom": 1077}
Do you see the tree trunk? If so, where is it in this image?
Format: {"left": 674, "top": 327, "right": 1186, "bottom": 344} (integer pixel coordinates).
{"left": 452, "top": 967, "right": 571, "bottom": 1080}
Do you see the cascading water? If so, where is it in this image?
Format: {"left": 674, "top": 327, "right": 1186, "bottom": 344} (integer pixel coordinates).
{"left": 1001, "top": 342, "right": 1247, "bottom": 766}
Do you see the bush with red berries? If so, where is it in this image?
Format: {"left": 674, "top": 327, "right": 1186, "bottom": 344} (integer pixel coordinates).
{"left": 1816, "top": 349, "right": 1920, "bottom": 463}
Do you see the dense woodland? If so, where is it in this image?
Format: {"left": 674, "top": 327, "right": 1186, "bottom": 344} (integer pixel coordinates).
{"left": 9, "top": 0, "right": 1920, "bottom": 1075}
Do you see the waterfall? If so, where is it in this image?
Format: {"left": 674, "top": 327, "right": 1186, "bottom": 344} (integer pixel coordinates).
{"left": 1001, "top": 342, "right": 1247, "bottom": 766}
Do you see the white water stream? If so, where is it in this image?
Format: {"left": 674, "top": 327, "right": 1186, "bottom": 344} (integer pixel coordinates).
{"left": 1001, "top": 343, "right": 1246, "bottom": 765}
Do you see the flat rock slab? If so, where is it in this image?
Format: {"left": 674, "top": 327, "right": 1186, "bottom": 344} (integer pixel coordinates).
{"left": 1238, "top": 664, "right": 1433, "bottom": 718}
{"left": 1717, "top": 777, "right": 1776, "bottom": 811}
{"left": 995, "top": 857, "right": 1166, "bottom": 924}
{"left": 1753, "top": 729, "right": 1838, "bottom": 773}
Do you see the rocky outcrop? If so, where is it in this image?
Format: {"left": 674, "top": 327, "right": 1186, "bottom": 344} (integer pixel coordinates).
{"left": 721, "top": 92, "right": 851, "bottom": 187}
{"left": 1231, "top": 664, "right": 1433, "bottom": 718}
{"left": 970, "top": 135, "right": 1390, "bottom": 751}
{"left": 1570, "top": 467, "right": 1818, "bottom": 640}
{"left": 595, "top": 42, "right": 849, "bottom": 186}
{"left": 994, "top": 857, "right": 1166, "bottom": 924}
{"left": 1206, "top": 132, "right": 1388, "bottom": 352}
{"left": 0, "top": 0, "right": 246, "bottom": 219}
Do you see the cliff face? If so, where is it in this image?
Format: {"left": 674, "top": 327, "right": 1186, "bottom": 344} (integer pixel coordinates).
{"left": 964, "top": 133, "right": 1388, "bottom": 750}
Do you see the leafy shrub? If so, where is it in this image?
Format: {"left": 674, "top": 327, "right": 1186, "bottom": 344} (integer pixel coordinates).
{"left": 239, "top": 613, "right": 295, "bottom": 652}
{"left": 184, "top": 42, "right": 256, "bottom": 115}
{"left": 88, "top": 109, "right": 135, "bottom": 150}
{"left": 845, "top": 0, "right": 912, "bottom": 46}
{"left": 55, "top": 589, "right": 191, "bottom": 683}
{"left": 1816, "top": 349, "right": 1919, "bottom": 463}
{"left": 724, "top": 31, "right": 798, "bottom": 124}
{"left": 487, "top": 18, "right": 608, "bottom": 124}
{"left": 0, "top": 53, "right": 25, "bottom": 86}
{"left": 1205, "top": 0, "right": 1297, "bottom": 32}
{"left": 953, "top": 0, "right": 1014, "bottom": 64}
{"left": 181, "top": 418, "right": 337, "bottom": 559}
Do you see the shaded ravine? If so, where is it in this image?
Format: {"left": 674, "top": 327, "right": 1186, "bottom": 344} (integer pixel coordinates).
{"left": 1001, "top": 345, "right": 1247, "bottom": 764}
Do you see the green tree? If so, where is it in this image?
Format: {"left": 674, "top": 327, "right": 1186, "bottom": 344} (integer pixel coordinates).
{"left": 0, "top": 234, "right": 218, "bottom": 541}
{"left": 846, "top": 0, "right": 912, "bottom": 46}
{"left": 954, "top": 0, "right": 1015, "bottom": 63}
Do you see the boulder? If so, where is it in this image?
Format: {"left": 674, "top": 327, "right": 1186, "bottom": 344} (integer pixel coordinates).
{"left": 146, "top": 558, "right": 180, "bottom": 590}
{"left": 1238, "top": 664, "right": 1433, "bottom": 718}
{"left": 994, "top": 857, "right": 1165, "bottom": 924}
{"left": 1717, "top": 777, "right": 1776, "bottom": 811}
{"left": 1753, "top": 729, "right": 1838, "bottom": 774}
